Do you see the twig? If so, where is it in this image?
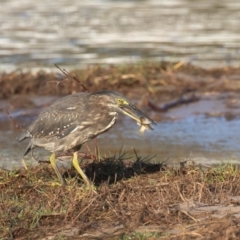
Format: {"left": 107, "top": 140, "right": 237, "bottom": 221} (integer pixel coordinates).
{"left": 55, "top": 64, "right": 88, "bottom": 91}
{"left": 180, "top": 210, "right": 198, "bottom": 222}
{"left": 148, "top": 94, "right": 200, "bottom": 112}
{"left": 72, "top": 195, "right": 98, "bottom": 223}
{"left": 176, "top": 184, "right": 187, "bottom": 203}
{"left": 5, "top": 108, "right": 24, "bottom": 131}
{"left": 9, "top": 222, "right": 14, "bottom": 240}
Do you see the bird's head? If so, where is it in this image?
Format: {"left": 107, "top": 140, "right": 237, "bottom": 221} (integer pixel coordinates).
{"left": 92, "top": 90, "right": 156, "bottom": 131}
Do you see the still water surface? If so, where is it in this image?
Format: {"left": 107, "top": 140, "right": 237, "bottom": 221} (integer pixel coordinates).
{"left": 1, "top": 0, "right": 240, "bottom": 72}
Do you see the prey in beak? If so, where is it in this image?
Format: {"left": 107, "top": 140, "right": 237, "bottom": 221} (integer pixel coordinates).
{"left": 119, "top": 103, "right": 156, "bottom": 132}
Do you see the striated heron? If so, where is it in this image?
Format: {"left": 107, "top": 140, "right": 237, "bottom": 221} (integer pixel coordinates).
{"left": 17, "top": 90, "right": 156, "bottom": 186}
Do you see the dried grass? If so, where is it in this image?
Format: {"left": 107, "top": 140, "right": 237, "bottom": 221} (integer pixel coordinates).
{"left": 1, "top": 158, "right": 240, "bottom": 239}
{"left": 1, "top": 62, "right": 240, "bottom": 101}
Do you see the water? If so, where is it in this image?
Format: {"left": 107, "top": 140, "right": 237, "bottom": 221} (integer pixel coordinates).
{"left": 1, "top": 0, "right": 240, "bottom": 72}
{"left": 1, "top": 95, "right": 240, "bottom": 169}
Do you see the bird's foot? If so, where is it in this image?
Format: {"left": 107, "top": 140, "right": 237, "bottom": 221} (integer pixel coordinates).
{"left": 50, "top": 153, "right": 66, "bottom": 185}
{"left": 72, "top": 152, "right": 96, "bottom": 190}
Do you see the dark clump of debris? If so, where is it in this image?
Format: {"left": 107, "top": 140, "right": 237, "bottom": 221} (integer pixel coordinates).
{"left": 1, "top": 154, "right": 240, "bottom": 240}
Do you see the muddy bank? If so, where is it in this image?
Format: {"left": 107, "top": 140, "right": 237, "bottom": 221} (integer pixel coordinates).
{"left": 1, "top": 160, "right": 240, "bottom": 239}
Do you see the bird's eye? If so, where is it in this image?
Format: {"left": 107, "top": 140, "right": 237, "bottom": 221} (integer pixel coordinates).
{"left": 116, "top": 98, "right": 129, "bottom": 105}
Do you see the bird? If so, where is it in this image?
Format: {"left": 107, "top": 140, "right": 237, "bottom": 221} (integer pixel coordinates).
{"left": 17, "top": 90, "right": 156, "bottom": 186}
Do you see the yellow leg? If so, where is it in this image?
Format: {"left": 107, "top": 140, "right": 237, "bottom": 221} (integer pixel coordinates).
{"left": 21, "top": 159, "right": 28, "bottom": 170}
{"left": 49, "top": 153, "right": 65, "bottom": 185}
{"left": 72, "top": 152, "right": 91, "bottom": 186}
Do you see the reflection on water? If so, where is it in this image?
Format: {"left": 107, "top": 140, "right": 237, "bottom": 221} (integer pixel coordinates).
{"left": 1, "top": 0, "right": 240, "bottom": 72}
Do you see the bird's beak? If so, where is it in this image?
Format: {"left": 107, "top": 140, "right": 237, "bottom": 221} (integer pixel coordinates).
{"left": 119, "top": 104, "right": 157, "bottom": 131}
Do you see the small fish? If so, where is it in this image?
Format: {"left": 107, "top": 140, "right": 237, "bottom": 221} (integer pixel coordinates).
{"left": 139, "top": 117, "right": 155, "bottom": 133}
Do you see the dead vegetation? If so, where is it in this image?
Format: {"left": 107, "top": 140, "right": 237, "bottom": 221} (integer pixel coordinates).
{"left": 1, "top": 155, "right": 240, "bottom": 240}
{"left": 1, "top": 62, "right": 240, "bottom": 102}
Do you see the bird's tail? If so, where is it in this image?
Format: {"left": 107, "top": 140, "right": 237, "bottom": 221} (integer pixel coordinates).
{"left": 17, "top": 131, "right": 33, "bottom": 157}
{"left": 22, "top": 142, "right": 33, "bottom": 157}
{"left": 17, "top": 131, "right": 28, "bottom": 142}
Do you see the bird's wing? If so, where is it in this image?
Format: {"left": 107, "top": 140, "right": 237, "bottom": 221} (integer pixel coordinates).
{"left": 27, "top": 93, "right": 91, "bottom": 139}
{"left": 28, "top": 108, "right": 81, "bottom": 139}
